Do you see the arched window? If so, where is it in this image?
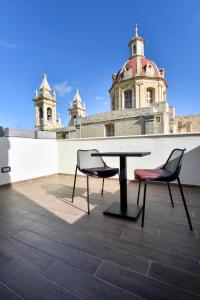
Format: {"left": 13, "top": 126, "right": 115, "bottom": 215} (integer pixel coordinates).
{"left": 73, "top": 115, "right": 77, "bottom": 126}
{"left": 39, "top": 107, "right": 43, "bottom": 120}
{"left": 124, "top": 90, "right": 132, "bottom": 109}
{"left": 39, "top": 107, "right": 43, "bottom": 125}
{"left": 146, "top": 89, "right": 153, "bottom": 106}
{"left": 47, "top": 107, "right": 52, "bottom": 122}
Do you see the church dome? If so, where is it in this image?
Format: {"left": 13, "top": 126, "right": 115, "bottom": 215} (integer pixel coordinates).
{"left": 114, "top": 56, "right": 163, "bottom": 82}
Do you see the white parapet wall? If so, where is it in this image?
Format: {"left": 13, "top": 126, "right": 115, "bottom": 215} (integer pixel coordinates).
{"left": 58, "top": 133, "right": 200, "bottom": 186}
{"left": 0, "top": 136, "right": 58, "bottom": 185}
{"left": 0, "top": 131, "right": 200, "bottom": 186}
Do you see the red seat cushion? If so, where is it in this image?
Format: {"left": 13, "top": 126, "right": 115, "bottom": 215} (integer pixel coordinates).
{"left": 134, "top": 168, "right": 166, "bottom": 180}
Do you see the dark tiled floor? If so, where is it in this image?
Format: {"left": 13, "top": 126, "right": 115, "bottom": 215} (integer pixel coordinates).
{"left": 0, "top": 174, "right": 200, "bottom": 299}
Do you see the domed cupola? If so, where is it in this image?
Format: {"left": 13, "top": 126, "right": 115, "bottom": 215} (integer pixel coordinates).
{"left": 109, "top": 25, "right": 167, "bottom": 112}
{"left": 113, "top": 26, "right": 165, "bottom": 82}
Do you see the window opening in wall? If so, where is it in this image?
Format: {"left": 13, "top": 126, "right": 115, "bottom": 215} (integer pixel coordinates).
{"left": 124, "top": 90, "right": 132, "bottom": 109}
{"left": 73, "top": 115, "right": 78, "bottom": 126}
{"left": 105, "top": 124, "right": 115, "bottom": 137}
{"left": 39, "top": 107, "right": 43, "bottom": 121}
{"left": 47, "top": 107, "right": 52, "bottom": 122}
{"left": 146, "top": 89, "right": 153, "bottom": 106}
{"left": 156, "top": 116, "right": 161, "bottom": 123}
{"left": 133, "top": 44, "right": 136, "bottom": 54}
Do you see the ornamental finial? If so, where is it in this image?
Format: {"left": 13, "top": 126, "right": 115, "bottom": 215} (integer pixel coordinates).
{"left": 34, "top": 89, "right": 38, "bottom": 98}
{"left": 135, "top": 24, "right": 138, "bottom": 37}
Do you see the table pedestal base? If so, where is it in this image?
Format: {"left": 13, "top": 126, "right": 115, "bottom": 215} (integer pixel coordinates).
{"left": 103, "top": 202, "right": 143, "bottom": 220}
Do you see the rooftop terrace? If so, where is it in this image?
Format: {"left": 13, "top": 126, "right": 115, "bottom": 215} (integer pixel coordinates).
{"left": 0, "top": 174, "right": 200, "bottom": 299}
{"left": 0, "top": 130, "right": 200, "bottom": 299}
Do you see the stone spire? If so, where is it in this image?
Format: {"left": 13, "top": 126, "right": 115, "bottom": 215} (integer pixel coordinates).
{"left": 68, "top": 89, "right": 86, "bottom": 126}
{"left": 34, "top": 89, "right": 38, "bottom": 99}
{"left": 73, "top": 89, "right": 82, "bottom": 104}
{"left": 39, "top": 74, "right": 52, "bottom": 94}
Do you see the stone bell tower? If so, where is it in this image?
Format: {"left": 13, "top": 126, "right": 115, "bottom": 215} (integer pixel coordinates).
{"left": 68, "top": 89, "right": 86, "bottom": 126}
{"left": 34, "top": 74, "right": 57, "bottom": 131}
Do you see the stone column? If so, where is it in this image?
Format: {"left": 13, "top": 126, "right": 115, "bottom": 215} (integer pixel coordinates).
{"left": 135, "top": 84, "right": 140, "bottom": 108}
{"left": 119, "top": 88, "right": 122, "bottom": 110}
{"left": 52, "top": 104, "right": 56, "bottom": 128}
{"left": 136, "top": 83, "right": 143, "bottom": 108}
{"left": 158, "top": 84, "right": 162, "bottom": 102}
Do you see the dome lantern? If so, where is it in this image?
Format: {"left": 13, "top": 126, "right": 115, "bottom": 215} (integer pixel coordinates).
{"left": 129, "top": 24, "right": 144, "bottom": 58}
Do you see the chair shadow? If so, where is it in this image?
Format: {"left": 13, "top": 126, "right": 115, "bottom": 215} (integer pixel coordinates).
{"left": 41, "top": 181, "right": 116, "bottom": 215}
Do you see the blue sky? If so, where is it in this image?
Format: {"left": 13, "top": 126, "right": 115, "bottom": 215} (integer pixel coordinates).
{"left": 0, "top": 0, "right": 200, "bottom": 129}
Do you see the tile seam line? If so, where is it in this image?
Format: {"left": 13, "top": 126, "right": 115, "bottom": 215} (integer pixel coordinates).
{"left": 88, "top": 233, "right": 200, "bottom": 265}
{"left": 11, "top": 232, "right": 199, "bottom": 285}
{"left": 108, "top": 233, "right": 200, "bottom": 262}
{"left": 148, "top": 273, "right": 200, "bottom": 297}
{"left": 11, "top": 233, "right": 149, "bottom": 279}
{"left": 0, "top": 278, "right": 25, "bottom": 300}
{"left": 96, "top": 260, "right": 200, "bottom": 298}
{"left": 9, "top": 223, "right": 200, "bottom": 268}
{"left": 12, "top": 229, "right": 151, "bottom": 267}
{"left": 11, "top": 235, "right": 103, "bottom": 277}
{"left": 42, "top": 260, "right": 145, "bottom": 300}
{"left": 1, "top": 258, "right": 84, "bottom": 300}
{"left": 20, "top": 225, "right": 200, "bottom": 273}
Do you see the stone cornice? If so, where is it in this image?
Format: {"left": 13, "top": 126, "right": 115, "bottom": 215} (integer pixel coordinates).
{"left": 109, "top": 75, "right": 167, "bottom": 92}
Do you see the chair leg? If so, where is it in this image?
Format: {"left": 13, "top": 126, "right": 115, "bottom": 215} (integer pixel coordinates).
{"left": 72, "top": 166, "right": 77, "bottom": 203}
{"left": 141, "top": 180, "right": 147, "bottom": 228}
{"left": 101, "top": 178, "right": 104, "bottom": 195}
{"left": 177, "top": 177, "right": 193, "bottom": 231}
{"left": 137, "top": 180, "right": 141, "bottom": 206}
{"left": 167, "top": 182, "right": 174, "bottom": 207}
{"left": 87, "top": 175, "right": 90, "bottom": 214}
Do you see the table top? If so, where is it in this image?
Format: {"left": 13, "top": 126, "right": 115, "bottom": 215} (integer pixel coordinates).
{"left": 92, "top": 152, "right": 151, "bottom": 157}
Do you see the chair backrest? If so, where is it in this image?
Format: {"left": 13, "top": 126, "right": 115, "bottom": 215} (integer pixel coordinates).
{"left": 163, "top": 148, "right": 186, "bottom": 177}
{"left": 77, "top": 149, "right": 105, "bottom": 170}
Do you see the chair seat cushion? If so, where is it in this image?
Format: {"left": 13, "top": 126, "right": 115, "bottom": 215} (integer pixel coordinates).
{"left": 134, "top": 168, "right": 171, "bottom": 181}
{"left": 81, "top": 167, "right": 119, "bottom": 178}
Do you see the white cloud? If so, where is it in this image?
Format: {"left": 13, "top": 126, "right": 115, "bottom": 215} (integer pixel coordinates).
{"left": 95, "top": 96, "right": 104, "bottom": 101}
{"left": 53, "top": 81, "right": 73, "bottom": 97}
{"left": 0, "top": 40, "right": 17, "bottom": 49}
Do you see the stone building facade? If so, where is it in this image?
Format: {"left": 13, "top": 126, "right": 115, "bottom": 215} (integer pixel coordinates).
{"left": 56, "top": 26, "right": 175, "bottom": 139}
{"left": 175, "top": 115, "right": 200, "bottom": 133}
{"left": 34, "top": 26, "right": 200, "bottom": 138}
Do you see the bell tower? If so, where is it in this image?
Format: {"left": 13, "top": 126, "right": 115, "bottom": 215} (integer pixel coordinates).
{"left": 68, "top": 89, "right": 86, "bottom": 126}
{"left": 34, "top": 74, "right": 57, "bottom": 131}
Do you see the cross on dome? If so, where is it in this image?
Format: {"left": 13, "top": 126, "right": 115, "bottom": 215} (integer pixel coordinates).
{"left": 135, "top": 24, "right": 138, "bottom": 37}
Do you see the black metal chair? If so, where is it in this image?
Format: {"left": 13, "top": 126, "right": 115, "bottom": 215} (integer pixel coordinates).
{"left": 72, "top": 149, "right": 119, "bottom": 214}
{"left": 134, "top": 148, "right": 193, "bottom": 230}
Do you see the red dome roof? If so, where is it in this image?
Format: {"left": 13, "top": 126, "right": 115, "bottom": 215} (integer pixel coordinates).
{"left": 115, "top": 56, "right": 162, "bottom": 81}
